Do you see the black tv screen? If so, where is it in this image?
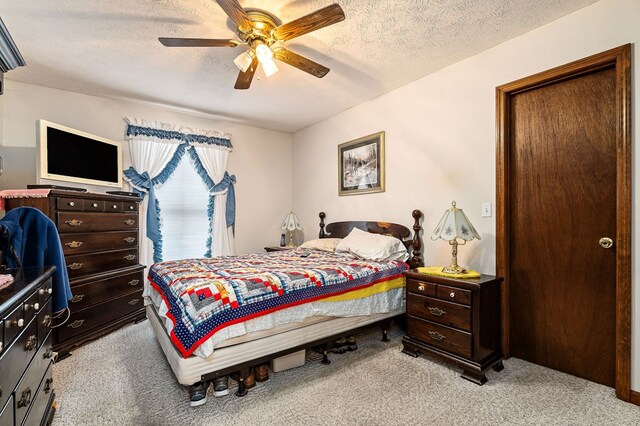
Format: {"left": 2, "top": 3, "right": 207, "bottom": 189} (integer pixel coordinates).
{"left": 43, "top": 125, "right": 121, "bottom": 186}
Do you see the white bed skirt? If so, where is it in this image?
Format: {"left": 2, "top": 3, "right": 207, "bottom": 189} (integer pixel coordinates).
{"left": 147, "top": 304, "right": 403, "bottom": 386}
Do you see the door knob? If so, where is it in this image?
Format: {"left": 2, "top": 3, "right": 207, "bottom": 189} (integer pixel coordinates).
{"left": 599, "top": 237, "right": 613, "bottom": 249}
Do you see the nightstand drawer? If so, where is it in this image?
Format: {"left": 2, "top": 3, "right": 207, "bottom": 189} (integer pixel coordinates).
{"left": 407, "top": 316, "right": 471, "bottom": 358}
{"left": 407, "top": 294, "right": 471, "bottom": 331}
{"left": 406, "top": 279, "right": 436, "bottom": 297}
{"left": 437, "top": 284, "right": 471, "bottom": 305}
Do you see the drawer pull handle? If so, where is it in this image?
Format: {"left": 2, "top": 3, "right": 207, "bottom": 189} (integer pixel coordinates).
{"left": 450, "top": 292, "right": 456, "bottom": 298}
{"left": 124, "top": 254, "right": 136, "bottom": 261}
{"left": 428, "top": 307, "right": 446, "bottom": 316}
{"left": 124, "top": 219, "right": 136, "bottom": 226}
{"left": 68, "top": 319, "right": 85, "bottom": 329}
{"left": 129, "top": 205, "right": 135, "bottom": 210}
{"left": 92, "top": 203, "right": 98, "bottom": 208}
{"left": 65, "top": 219, "right": 83, "bottom": 227}
{"left": 65, "top": 240, "right": 84, "bottom": 248}
{"left": 124, "top": 237, "right": 136, "bottom": 243}
{"left": 429, "top": 331, "right": 446, "bottom": 341}
{"left": 17, "top": 387, "right": 32, "bottom": 408}
{"left": 71, "top": 294, "right": 85, "bottom": 303}
{"left": 128, "top": 279, "right": 140, "bottom": 286}
{"left": 44, "top": 347, "right": 54, "bottom": 359}
{"left": 68, "top": 201, "right": 75, "bottom": 207}
{"left": 42, "top": 315, "right": 52, "bottom": 328}
{"left": 112, "top": 204, "right": 118, "bottom": 209}
{"left": 44, "top": 378, "right": 53, "bottom": 394}
{"left": 418, "top": 284, "right": 425, "bottom": 292}
{"left": 128, "top": 298, "right": 140, "bottom": 306}
{"left": 25, "top": 335, "right": 38, "bottom": 351}
{"left": 68, "top": 262, "right": 83, "bottom": 270}
{"left": 13, "top": 318, "right": 25, "bottom": 328}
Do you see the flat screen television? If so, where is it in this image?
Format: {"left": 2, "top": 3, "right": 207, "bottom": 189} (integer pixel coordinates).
{"left": 37, "top": 120, "right": 122, "bottom": 188}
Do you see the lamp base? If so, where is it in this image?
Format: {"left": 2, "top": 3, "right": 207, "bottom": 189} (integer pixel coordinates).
{"left": 286, "top": 243, "right": 297, "bottom": 248}
{"left": 441, "top": 264, "right": 468, "bottom": 275}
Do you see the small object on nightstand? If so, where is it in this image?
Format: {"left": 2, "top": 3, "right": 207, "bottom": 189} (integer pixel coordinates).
{"left": 402, "top": 270, "right": 504, "bottom": 385}
{"left": 280, "top": 233, "right": 286, "bottom": 247}
{"left": 264, "top": 246, "right": 295, "bottom": 253}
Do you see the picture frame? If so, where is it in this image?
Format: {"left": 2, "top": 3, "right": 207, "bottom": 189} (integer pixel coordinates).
{"left": 338, "top": 131, "right": 385, "bottom": 196}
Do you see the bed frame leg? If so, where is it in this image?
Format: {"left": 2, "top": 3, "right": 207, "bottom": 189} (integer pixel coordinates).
{"left": 235, "top": 368, "right": 250, "bottom": 397}
{"left": 381, "top": 320, "right": 390, "bottom": 342}
{"left": 321, "top": 345, "right": 331, "bottom": 365}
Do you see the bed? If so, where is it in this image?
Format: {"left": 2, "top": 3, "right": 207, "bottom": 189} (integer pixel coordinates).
{"left": 145, "top": 210, "right": 424, "bottom": 405}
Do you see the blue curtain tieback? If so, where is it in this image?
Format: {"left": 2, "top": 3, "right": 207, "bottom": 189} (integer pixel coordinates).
{"left": 209, "top": 172, "right": 236, "bottom": 229}
{"left": 123, "top": 167, "right": 161, "bottom": 242}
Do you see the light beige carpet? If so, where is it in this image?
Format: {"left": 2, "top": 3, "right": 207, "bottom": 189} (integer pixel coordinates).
{"left": 52, "top": 322, "right": 639, "bottom": 425}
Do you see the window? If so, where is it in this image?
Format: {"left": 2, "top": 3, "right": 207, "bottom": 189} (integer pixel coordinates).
{"left": 155, "top": 157, "right": 210, "bottom": 261}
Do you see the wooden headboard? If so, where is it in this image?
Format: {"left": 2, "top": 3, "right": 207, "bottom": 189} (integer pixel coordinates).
{"left": 318, "top": 210, "right": 424, "bottom": 269}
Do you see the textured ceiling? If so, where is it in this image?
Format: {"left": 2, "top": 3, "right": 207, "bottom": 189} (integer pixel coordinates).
{"left": 0, "top": 0, "right": 598, "bottom": 132}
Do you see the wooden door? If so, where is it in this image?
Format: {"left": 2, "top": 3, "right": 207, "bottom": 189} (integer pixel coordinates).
{"left": 496, "top": 45, "right": 632, "bottom": 396}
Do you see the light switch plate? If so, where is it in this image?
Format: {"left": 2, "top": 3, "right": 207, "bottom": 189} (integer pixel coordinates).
{"left": 481, "top": 202, "right": 492, "bottom": 217}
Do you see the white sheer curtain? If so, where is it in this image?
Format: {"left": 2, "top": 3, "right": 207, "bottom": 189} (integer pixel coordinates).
{"left": 155, "top": 157, "right": 209, "bottom": 260}
{"left": 123, "top": 118, "right": 186, "bottom": 268}
{"left": 191, "top": 143, "right": 234, "bottom": 256}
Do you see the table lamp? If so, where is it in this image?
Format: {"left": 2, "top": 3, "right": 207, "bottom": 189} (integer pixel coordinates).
{"left": 430, "top": 201, "right": 481, "bottom": 274}
{"left": 281, "top": 211, "right": 302, "bottom": 247}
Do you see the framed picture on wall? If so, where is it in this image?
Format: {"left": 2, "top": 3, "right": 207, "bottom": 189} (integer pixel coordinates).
{"left": 338, "top": 131, "right": 385, "bottom": 196}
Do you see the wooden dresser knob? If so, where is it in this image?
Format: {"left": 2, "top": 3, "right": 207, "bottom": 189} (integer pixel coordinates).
{"left": 418, "top": 284, "right": 425, "bottom": 292}
{"left": 129, "top": 206, "right": 134, "bottom": 210}
{"left": 450, "top": 292, "right": 456, "bottom": 298}
{"left": 68, "top": 201, "right": 75, "bottom": 207}
{"left": 92, "top": 203, "right": 98, "bottom": 208}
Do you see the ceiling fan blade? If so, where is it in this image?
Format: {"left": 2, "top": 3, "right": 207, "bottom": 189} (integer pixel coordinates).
{"left": 273, "top": 47, "right": 329, "bottom": 78}
{"left": 216, "top": 0, "right": 253, "bottom": 33}
{"left": 234, "top": 56, "right": 259, "bottom": 90}
{"left": 272, "top": 4, "right": 345, "bottom": 42}
{"left": 159, "top": 37, "right": 239, "bottom": 47}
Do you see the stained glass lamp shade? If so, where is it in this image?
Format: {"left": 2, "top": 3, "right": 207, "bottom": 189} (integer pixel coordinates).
{"left": 430, "top": 201, "right": 481, "bottom": 274}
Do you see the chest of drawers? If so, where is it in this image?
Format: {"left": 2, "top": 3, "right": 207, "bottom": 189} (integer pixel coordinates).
{"left": 5, "top": 191, "right": 145, "bottom": 358}
{"left": 0, "top": 267, "right": 56, "bottom": 426}
{"left": 402, "top": 271, "right": 504, "bottom": 385}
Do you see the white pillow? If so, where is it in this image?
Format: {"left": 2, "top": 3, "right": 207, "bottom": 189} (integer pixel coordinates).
{"left": 335, "top": 228, "right": 408, "bottom": 262}
{"left": 299, "top": 238, "right": 343, "bottom": 252}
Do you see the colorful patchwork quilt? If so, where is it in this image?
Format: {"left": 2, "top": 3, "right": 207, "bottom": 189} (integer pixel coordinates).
{"left": 148, "top": 250, "right": 408, "bottom": 357}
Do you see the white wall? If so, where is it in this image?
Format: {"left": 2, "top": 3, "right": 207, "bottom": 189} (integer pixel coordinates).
{"left": 1, "top": 80, "right": 293, "bottom": 254}
{"left": 292, "top": 0, "right": 640, "bottom": 391}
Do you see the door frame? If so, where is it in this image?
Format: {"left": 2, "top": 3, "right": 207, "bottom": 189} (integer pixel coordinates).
{"left": 496, "top": 44, "right": 632, "bottom": 400}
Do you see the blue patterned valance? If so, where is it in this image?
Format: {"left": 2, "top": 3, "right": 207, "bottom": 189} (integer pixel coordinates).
{"left": 126, "top": 124, "right": 233, "bottom": 149}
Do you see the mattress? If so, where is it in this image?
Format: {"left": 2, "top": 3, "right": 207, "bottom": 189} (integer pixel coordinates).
{"left": 146, "top": 250, "right": 408, "bottom": 357}
{"left": 147, "top": 302, "right": 404, "bottom": 386}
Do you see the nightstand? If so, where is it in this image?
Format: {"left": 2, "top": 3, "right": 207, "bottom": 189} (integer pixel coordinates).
{"left": 402, "top": 270, "right": 504, "bottom": 385}
{"left": 264, "top": 246, "right": 296, "bottom": 252}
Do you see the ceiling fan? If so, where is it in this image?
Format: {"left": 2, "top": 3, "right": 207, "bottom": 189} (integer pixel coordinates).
{"left": 159, "top": 0, "right": 345, "bottom": 90}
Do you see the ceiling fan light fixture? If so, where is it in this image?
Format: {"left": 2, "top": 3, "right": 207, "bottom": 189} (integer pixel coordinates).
{"left": 255, "top": 43, "right": 274, "bottom": 62}
{"left": 261, "top": 56, "right": 279, "bottom": 77}
{"left": 233, "top": 50, "right": 254, "bottom": 73}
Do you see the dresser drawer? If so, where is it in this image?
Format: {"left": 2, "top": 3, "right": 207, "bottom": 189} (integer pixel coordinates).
{"left": 84, "top": 200, "right": 105, "bottom": 212}
{"left": 57, "top": 212, "right": 138, "bottom": 233}
{"left": 14, "top": 332, "right": 52, "bottom": 426}
{"left": 58, "top": 291, "right": 144, "bottom": 342}
{"left": 66, "top": 249, "right": 138, "bottom": 279}
{"left": 57, "top": 197, "right": 83, "bottom": 211}
{"left": 24, "top": 361, "right": 54, "bottom": 426}
{"left": 436, "top": 284, "right": 471, "bottom": 305}
{"left": 123, "top": 202, "right": 138, "bottom": 213}
{"left": 60, "top": 231, "right": 138, "bottom": 255}
{"left": 0, "top": 318, "right": 38, "bottom": 411}
{"left": 407, "top": 316, "right": 471, "bottom": 358}
{"left": 0, "top": 395, "right": 13, "bottom": 426}
{"left": 69, "top": 270, "right": 144, "bottom": 310}
{"left": 406, "top": 279, "right": 436, "bottom": 297}
{"left": 407, "top": 294, "right": 471, "bottom": 331}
